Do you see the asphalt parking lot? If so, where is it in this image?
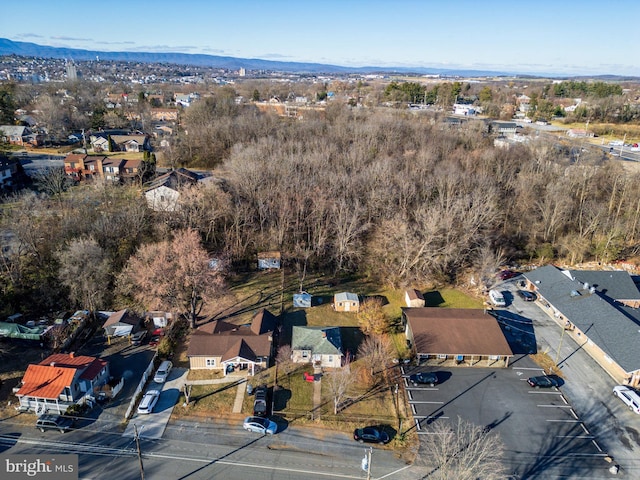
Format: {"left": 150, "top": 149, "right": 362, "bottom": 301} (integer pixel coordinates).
{"left": 403, "top": 359, "right": 610, "bottom": 478}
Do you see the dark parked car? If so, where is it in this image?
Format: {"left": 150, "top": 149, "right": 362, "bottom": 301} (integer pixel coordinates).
{"left": 498, "top": 270, "right": 518, "bottom": 280}
{"left": 518, "top": 290, "right": 537, "bottom": 302}
{"left": 35, "top": 414, "right": 75, "bottom": 433}
{"left": 131, "top": 330, "right": 148, "bottom": 346}
{"left": 408, "top": 372, "right": 438, "bottom": 387}
{"left": 527, "top": 376, "right": 560, "bottom": 388}
{"left": 354, "top": 426, "right": 390, "bottom": 444}
{"left": 253, "top": 386, "right": 268, "bottom": 417}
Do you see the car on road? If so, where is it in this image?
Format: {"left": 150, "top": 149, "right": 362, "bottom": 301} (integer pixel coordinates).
{"left": 353, "top": 426, "right": 390, "bottom": 444}
{"left": 517, "top": 290, "right": 537, "bottom": 302}
{"left": 35, "top": 414, "right": 75, "bottom": 433}
{"left": 253, "top": 385, "right": 268, "bottom": 417}
{"left": 243, "top": 416, "right": 277, "bottom": 435}
{"left": 613, "top": 385, "right": 640, "bottom": 414}
{"left": 408, "top": 372, "right": 438, "bottom": 387}
{"left": 137, "top": 390, "right": 160, "bottom": 414}
{"left": 527, "top": 376, "right": 560, "bottom": 388}
{"left": 154, "top": 360, "right": 173, "bottom": 383}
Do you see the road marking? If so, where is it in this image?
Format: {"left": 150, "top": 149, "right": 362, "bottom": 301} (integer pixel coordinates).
{"left": 408, "top": 401, "right": 444, "bottom": 404}
{"left": 546, "top": 419, "right": 581, "bottom": 423}
{"left": 408, "top": 389, "right": 413, "bottom": 400}
{"left": 411, "top": 404, "right": 416, "bottom": 415}
{"left": 414, "top": 418, "right": 421, "bottom": 431}
{"left": 512, "top": 367, "right": 544, "bottom": 371}
{"left": 528, "top": 391, "right": 563, "bottom": 394}
{"left": 555, "top": 435, "right": 594, "bottom": 439}
{"left": 537, "top": 404, "right": 573, "bottom": 408}
{"left": 406, "top": 387, "right": 438, "bottom": 391}
{"left": 376, "top": 465, "right": 412, "bottom": 479}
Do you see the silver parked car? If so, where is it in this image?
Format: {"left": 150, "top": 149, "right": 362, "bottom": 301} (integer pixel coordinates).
{"left": 243, "top": 416, "right": 277, "bottom": 435}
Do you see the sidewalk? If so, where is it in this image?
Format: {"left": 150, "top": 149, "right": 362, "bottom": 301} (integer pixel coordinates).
{"left": 232, "top": 379, "right": 247, "bottom": 413}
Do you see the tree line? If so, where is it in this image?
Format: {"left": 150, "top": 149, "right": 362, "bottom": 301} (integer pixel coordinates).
{"left": 1, "top": 97, "right": 640, "bottom": 318}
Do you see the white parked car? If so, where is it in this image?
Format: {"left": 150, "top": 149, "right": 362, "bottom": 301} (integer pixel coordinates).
{"left": 613, "top": 385, "right": 640, "bottom": 414}
{"left": 137, "top": 390, "right": 160, "bottom": 414}
{"left": 154, "top": 360, "right": 173, "bottom": 383}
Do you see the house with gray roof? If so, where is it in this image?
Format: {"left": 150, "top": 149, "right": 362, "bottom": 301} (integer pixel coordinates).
{"left": 291, "top": 326, "right": 343, "bottom": 368}
{"left": 524, "top": 265, "right": 640, "bottom": 387}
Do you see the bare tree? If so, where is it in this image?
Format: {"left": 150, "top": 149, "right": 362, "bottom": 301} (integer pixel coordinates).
{"left": 324, "top": 358, "right": 354, "bottom": 415}
{"left": 31, "top": 167, "right": 70, "bottom": 198}
{"left": 420, "top": 416, "right": 509, "bottom": 480}
{"left": 117, "top": 229, "right": 225, "bottom": 328}
{"left": 357, "top": 334, "right": 394, "bottom": 378}
{"left": 56, "top": 236, "right": 112, "bottom": 313}
{"left": 275, "top": 344, "right": 295, "bottom": 376}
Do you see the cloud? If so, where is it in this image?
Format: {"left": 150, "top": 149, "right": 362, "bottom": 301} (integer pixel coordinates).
{"left": 15, "top": 33, "right": 45, "bottom": 39}
{"left": 51, "top": 36, "right": 92, "bottom": 42}
{"left": 258, "top": 53, "right": 293, "bottom": 60}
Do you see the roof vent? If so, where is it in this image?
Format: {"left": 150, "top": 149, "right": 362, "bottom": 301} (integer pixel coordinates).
{"left": 589, "top": 286, "right": 596, "bottom": 294}
{"left": 583, "top": 282, "right": 589, "bottom": 290}
{"left": 570, "top": 290, "right": 581, "bottom": 297}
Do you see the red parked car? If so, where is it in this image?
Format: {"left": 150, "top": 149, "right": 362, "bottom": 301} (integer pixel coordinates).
{"left": 497, "top": 270, "right": 518, "bottom": 280}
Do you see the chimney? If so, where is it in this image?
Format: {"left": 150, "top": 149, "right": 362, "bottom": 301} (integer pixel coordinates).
{"left": 69, "top": 352, "right": 75, "bottom": 358}
{"left": 322, "top": 331, "right": 327, "bottom": 338}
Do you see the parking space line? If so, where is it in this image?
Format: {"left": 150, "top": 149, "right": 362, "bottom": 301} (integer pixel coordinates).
{"left": 408, "top": 390, "right": 413, "bottom": 400}
{"left": 409, "top": 401, "right": 444, "bottom": 404}
{"left": 528, "top": 390, "right": 563, "bottom": 394}
{"left": 537, "top": 404, "right": 573, "bottom": 408}
{"left": 512, "top": 367, "right": 544, "bottom": 370}
{"left": 411, "top": 404, "right": 416, "bottom": 415}
{"left": 414, "top": 416, "right": 449, "bottom": 419}
{"left": 406, "top": 387, "right": 439, "bottom": 391}
{"left": 546, "top": 419, "right": 581, "bottom": 423}
{"left": 555, "top": 435, "right": 594, "bottom": 439}
{"left": 591, "top": 440, "right": 603, "bottom": 452}
{"left": 414, "top": 418, "right": 421, "bottom": 431}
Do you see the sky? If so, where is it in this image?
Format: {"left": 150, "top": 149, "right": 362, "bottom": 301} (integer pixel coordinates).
{"left": 2, "top": 0, "right": 639, "bottom": 76}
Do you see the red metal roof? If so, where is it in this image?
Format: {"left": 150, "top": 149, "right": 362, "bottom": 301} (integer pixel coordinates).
{"left": 16, "top": 364, "right": 76, "bottom": 400}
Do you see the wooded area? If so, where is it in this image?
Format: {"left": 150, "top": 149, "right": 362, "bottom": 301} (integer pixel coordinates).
{"left": 1, "top": 82, "right": 640, "bottom": 319}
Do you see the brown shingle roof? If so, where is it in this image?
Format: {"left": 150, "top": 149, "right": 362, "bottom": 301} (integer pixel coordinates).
{"left": 187, "top": 332, "right": 271, "bottom": 359}
{"left": 404, "top": 308, "right": 512, "bottom": 356}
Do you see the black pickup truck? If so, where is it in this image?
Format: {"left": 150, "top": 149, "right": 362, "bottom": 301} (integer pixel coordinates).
{"left": 253, "top": 386, "right": 268, "bottom": 417}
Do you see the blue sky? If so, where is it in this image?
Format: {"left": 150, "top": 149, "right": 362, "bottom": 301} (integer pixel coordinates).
{"left": 2, "top": 0, "right": 639, "bottom": 76}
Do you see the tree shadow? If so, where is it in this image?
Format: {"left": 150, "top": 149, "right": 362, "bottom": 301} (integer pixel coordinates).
{"left": 272, "top": 386, "right": 292, "bottom": 412}
{"left": 279, "top": 310, "right": 307, "bottom": 345}
{"left": 363, "top": 294, "right": 389, "bottom": 306}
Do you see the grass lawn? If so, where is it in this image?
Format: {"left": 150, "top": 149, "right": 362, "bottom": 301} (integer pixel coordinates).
{"left": 173, "top": 381, "right": 240, "bottom": 418}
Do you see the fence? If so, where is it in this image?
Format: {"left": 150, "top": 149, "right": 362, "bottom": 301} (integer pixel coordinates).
{"left": 124, "top": 353, "right": 157, "bottom": 420}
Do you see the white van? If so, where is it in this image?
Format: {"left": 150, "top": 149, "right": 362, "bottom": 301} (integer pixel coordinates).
{"left": 613, "top": 385, "right": 640, "bottom": 414}
{"left": 154, "top": 360, "right": 173, "bottom": 383}
{"left": 489, "top": 289, "right": 506, "bottom": 307}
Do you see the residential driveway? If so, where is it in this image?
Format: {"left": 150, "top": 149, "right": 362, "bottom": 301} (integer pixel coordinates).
{"left": 123, "top": 368, "right": 187, "bottom": 439}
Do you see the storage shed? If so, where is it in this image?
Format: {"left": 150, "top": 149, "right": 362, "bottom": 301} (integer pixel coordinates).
{"left": 333, "top": 292, "right": 359, "bottom": 312}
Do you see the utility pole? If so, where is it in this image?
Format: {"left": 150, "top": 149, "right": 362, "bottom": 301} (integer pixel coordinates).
{"left": 134, "top": 424, "right": 145, "bottom": 480}
{"left": 361, "top": 447, "right": 372, "bottom": 480}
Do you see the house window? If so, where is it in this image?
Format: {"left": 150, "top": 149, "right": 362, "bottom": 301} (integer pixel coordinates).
{"left": 301, "top": 350, "right": 309, "bottom": 359}
{"left": 206, "top": 358, "right": 216, "bottom": 367}
{"left": 328, "top": 356, "right": 333, "bottom": 363}
{"left": 489, "top": 355, "right": 499, "bottom": 360}
{"left": 160, "top": 195, "right": 165, "bottom": 202}
{"left": 455, "top": 355, "right": 464, "bottom": 361}
{"left": 437, "top": 354, "right": 447, "bottom": 359}
{"left": 89, "top": 165, "right": 94, "bottom": 171}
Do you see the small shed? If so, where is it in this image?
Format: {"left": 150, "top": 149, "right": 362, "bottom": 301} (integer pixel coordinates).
{"left": 333, "top": 292, "right": 360, "bottom": 313}
{"left": 257, "top": 251, "right": 281, "bottom": 270}
{"left": 405, "top": 289, "right": 425, "bottom": 308}
{"left": 103, "top": 309, "right": 140, "bottom": 342}
{"left": 293, "top": 292, "right": 312, "bottom": 308}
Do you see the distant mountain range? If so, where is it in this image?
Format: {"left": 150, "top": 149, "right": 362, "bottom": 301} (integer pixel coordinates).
{"left": 1, "top": 38, "right": 637, "bottom": 80}
{"left": 0, "top": 37, "right": 525, "bottom": 77}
